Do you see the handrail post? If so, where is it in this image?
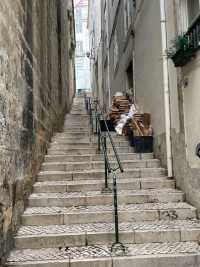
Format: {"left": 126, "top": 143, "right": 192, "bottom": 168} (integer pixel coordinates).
{"left": 113, "top": 173, "right": 119, "bottom": 243}
{"left": 97, "top": 114, "right": 101, "bottom": 152}
{"left": 94, "top": 99, "right": 98, "bottom": 134}
{"left": 104, "top": 135, "right": 108, "bottom": 188}
{"left": 101, "top": 134, "right": 112, "bottom": 193}
{"left": 111, "top": 172, "right": 126, "bottom": 255}
{"left": 89, "top": 98, "right": 93, "bottom": 133}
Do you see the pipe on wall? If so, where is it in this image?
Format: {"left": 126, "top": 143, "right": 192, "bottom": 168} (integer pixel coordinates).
{"left": 159, "top": 0, "right": 173, "bottom": 178}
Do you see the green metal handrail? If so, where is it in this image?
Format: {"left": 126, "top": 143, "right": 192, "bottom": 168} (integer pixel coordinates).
{"left": 95, "top": 99, "right": 124, "bottom": 173}
{"left": 85, "top": 96, "right": 126, "bottom": 255}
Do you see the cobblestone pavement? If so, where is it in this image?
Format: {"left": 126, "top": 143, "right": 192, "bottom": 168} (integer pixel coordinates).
{"left": 24, "top": 202, "right": 195, "bottom": 215}
{"left": 7, "top": 242, "right": 200, "bottom": 263}
{"left": 29, "top": 188, "right": 182, "bottom": 199}
{"left": 17, "top": 220, "right": 200, "bottom": 236}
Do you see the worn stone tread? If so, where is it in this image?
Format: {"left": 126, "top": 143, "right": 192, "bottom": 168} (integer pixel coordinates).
{"left": 15, "top": 220, "right": 200, "bottom": 237}
{"left": 23, "top": 202, "right": 196, "bottom": 215}
{"left": 6, "top": 242, "right": 200, "bottom": 264}
{"left": 38, "top": 167, "right": 166, "bottom": 175}
{"left": 33, "top": 177, "right": 172, "bottom": 187}
{"left": 29, "top": 188, "right": 183, "bottom": 199}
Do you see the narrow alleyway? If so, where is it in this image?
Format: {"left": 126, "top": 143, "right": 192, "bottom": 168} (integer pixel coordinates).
{"left": 5, "top": 95, "right": 200, "bottom": 266}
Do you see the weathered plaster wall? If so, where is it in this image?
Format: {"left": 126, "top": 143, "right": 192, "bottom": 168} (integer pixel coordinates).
{"left": 171, "top": 52, "right": 200, "bottom": 212}
{"left": 148, "top": 0, "right": 200, "bottom": 212}
{"left": 134, "top": 0, "right": 165, "bottom": 136}
{"left": 0, "top": 0, "right": 75, "bottom": 264}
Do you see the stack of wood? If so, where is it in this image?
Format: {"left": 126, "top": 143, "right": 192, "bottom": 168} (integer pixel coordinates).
{"left": 131, "top": 113, "right": 153, "bottom": 136}
{"left": 109, "top": 96, "right": 130, "bottom": 124}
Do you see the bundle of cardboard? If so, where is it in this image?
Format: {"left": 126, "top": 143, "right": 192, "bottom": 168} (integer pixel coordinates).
{"left": 131, "top": 113, "right": 153, "bottom": 136}
{"left": 109, "top": 95, "right": 130, "bottom": 124}
{"left": 109, "top": 93, "right": 153, "bottom": 136}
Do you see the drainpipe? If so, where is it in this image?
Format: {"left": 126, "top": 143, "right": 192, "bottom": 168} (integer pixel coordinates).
{"left": 159, "top": 0, "right": 173, "bottom": 178}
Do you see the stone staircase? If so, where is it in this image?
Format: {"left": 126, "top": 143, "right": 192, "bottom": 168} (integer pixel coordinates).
{"left": 6, "top": 95, "right": 200, "bottom": 267}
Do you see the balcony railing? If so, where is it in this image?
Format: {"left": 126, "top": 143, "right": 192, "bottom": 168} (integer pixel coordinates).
{"left": 169, "top": 14, "right": 200, "bottom": 67}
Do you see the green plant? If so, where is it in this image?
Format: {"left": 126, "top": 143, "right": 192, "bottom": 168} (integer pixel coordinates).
{"left": 167, "top": 35, "right": 189, "bottom": 58}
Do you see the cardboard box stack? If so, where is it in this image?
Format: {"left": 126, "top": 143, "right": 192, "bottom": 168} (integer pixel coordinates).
{"left": 109, "top": 96, "right": 130, "bottom": 124}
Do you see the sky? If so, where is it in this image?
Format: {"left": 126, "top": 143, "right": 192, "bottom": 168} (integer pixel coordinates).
{"left": 74, "top": 0, "right": 88, "bottom": 8}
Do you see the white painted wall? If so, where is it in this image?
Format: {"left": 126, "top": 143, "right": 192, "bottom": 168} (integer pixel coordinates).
{"left": 134, "top": 0, "right": 165, "bottom": 135}
{"left": 182, "top": 52, "right": 200, "bottom": 167}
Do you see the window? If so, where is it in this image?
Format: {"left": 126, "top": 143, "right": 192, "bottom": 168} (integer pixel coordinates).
{"left": 178, "top": 0, "right": 200, "bottom": 33}
{"left": 124, "top": 0, "right": 136, "bottom": 34}
{"left": 187, "top": 0, "right": 200, "bottom": 25}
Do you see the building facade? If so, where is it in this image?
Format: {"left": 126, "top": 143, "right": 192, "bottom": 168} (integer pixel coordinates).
{"left": 89, "top": 0, "right": 200, "bottom": 212}
{"left": 88, "top": 0, "right": 136, "bottom": 111}
{"left": 0, "top": 0, "right": 75, "bottom": 263}
{"left": 74, "top": 0, "right": 91, "bottom": 91}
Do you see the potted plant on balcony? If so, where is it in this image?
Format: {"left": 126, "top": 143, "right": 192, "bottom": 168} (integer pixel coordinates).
{"left": 168, "top": 35, "right": 196, "bottom": 67}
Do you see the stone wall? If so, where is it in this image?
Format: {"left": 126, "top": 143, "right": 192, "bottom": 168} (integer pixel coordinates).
{"left": 0, "top": 0, "right": 75, "bottom": 264}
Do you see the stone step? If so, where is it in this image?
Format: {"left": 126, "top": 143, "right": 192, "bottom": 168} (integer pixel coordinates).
{"left": 28, "top": 189, "right": 184, "bottom": 207}
{"left": 61, "top": 128, "right": 90, "bottom": 132}
{"left": 37, "top": 168, "right": 166, "bottom": 181}
{"left": 33, "top": 177, "right": 175, "bottom": 193}
{"left": 49, "top": 143, "right": 130, "bottom": 150}
{"left": 48, "top": 146, "right": 134, "bottom": 155}
{"left": 21, "top": 202, "right": 196, "bottom": 226}
{"left": 54, "top": 132, "right": 90, "bottom": 138}
{"left": 52, "top": 138, "right": 92, "bottom": 143}
{"left": 65, "top": 114, "right": 89, "bottom": 119}
{"left": 14, "top": 220, "right": 200, "bottom": 249}
{"left": 53, "top": 131, "right": 120, "bottom": 137}
{"left": 44, "top": 153, "right": 154, "bottom": 162}
{"left": 41, "top": 159, "right": 160, "bottom": 172}
{"left": 70, "top": 112, "right": 87, "bottom": 115}
{"left": 6, "top": 241, "right": 200, "bottom": 267}
{"left": 52, "top": 136, "right": 127, "bottom": 142}
{"left": 63, "top": 123, "right": 89, "bottom": 128}
{"left": 50, "top": 140, "right": 130, "bottom": 147}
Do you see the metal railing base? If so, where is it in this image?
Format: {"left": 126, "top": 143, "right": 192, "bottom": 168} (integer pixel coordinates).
{"left": 111, "top": 242, "right": 127, "bottom": 256}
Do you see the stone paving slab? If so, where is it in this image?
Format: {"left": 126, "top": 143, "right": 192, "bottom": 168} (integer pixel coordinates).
{"left": 14, "top": 220, "right": 200, "bottom": 249}
{"left": 37, "top": 168, "right": 166, "bottom": 182}
{"left": 41, "top": 159, "right": 160, "bottom": 172}
{"left": 28, "top": 189, "right": 184, "bottom": 207}
{"left": 48, "top": 147, "right": 135, "bottom": 155}
{"left": 33, "top": 177, "right": 175, "bottom": 193}
{"left": 23, "top": 202, "right": 196, "bottom": 215}
{"left": 21, "top": 202, "right": 196, "bottom": 226}
{"left": 16, "top": 220, "right": 200, "bottom": 237}
{"left": 44, "top": 153, "right": 154, "bottom": 162}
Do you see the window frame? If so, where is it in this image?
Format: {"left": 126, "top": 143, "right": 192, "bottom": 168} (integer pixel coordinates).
{"left": 178, "top": 0, "right": 200, "bottom": 34}
{"left": 187, "top": 0, "right": 200, "bottom": 27}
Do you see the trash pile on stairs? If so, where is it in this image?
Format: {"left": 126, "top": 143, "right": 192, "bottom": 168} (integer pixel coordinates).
{"left": 6, "top": 94, "right": 200, "bottom": 267}
{"left": 109, "top": 92, "right": 153, "bottom": 136}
